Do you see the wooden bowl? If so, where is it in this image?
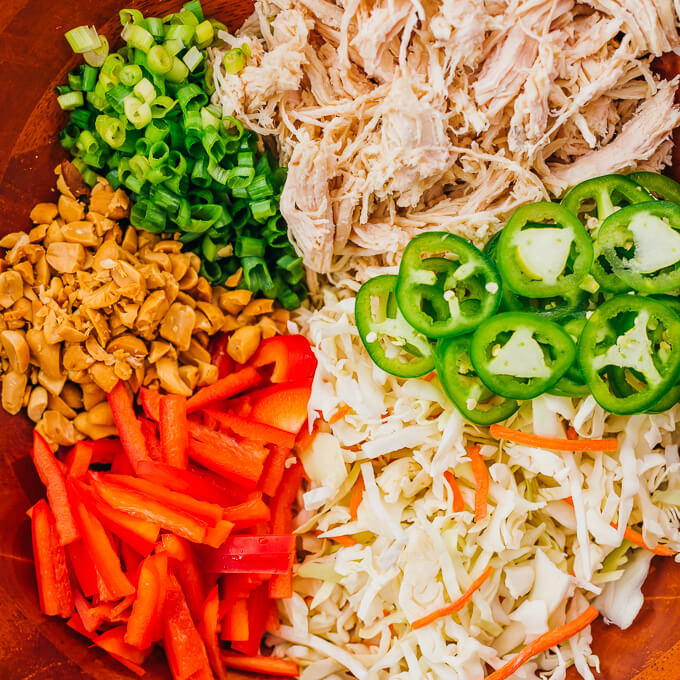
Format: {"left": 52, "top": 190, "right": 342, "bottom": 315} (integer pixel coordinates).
{"left": 0, "top": 1, "right": 679, "bottom": 678}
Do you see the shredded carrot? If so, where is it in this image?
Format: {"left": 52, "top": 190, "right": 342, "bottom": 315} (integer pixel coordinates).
{"left": 423, "top": 371, "right": 437, "bottom": 382}
{"left": 489, "top": 424, "right": 619, "bottom": 452}
{"left": 619, "top": 525, "right": 676, "bottom": 557}
{"left": 485, "top": 606, "right": 599, "bottom": 680}
{"left": 563, "top": 497, "right": 676, "bottom": 557}
{"left": 330, "top": 535, "right": 358, "bottom": 547}
{"left": 329, "top": 403, "right": 351, "bottom": 425}
{"left": 567, "top": 426, "right": 578, "bottom": 440}
{"left": 411, "top": 566, "right": 493, "bottom": 630}
{"left": 468, "top": 445, "right": 488, "bottom": 521}
{"left": 349, "top": 477, "right": 364, "bottom": 521}
{"left": 443, "top": 470, "right": 465, "bottom": 513}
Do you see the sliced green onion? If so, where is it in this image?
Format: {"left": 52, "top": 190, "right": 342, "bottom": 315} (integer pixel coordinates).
{"left": 237, "top": 151, "right": 255, "bottom": 167}
{"left": 207, "top": 158, "right": 229, "bottom": 185}
{"left": 279, "top": 287, "right": 302, "bottom": 310}
{"left": 166, "top": 56, "right": 190, "bottom": 83}
{"left": 119, "top": 9, "right": 145, "bottom": 26}
{"left": 204, "top": 64, "right": 215, "bottom": 96}
{"left": 150, "top": 184, "right": 182, "bottom": 213}
{"left": 124, "top": 96, "right": 152, "bottom": 128}
{"left": 183, "top": 0, "right": 205, "bottom": 21}
{"left": 129, "top": 154, "right": 151, "bottom": 179}
{"left": 95, "top": 115, "right": 126, "bottom": 148}
{"left": 148, "top": 141, "right": 170, "bottom": 167}
{"left": 83, "top": 35, "right": 109, "bottom": 67}
{"left": 120, "top": 64, "right": 143, "bottom": 87}
{"left": 241, "top": 42, "right": 252, "bottom": 59}
{"left": 65, "top": 26, "right": 101, "bottom": 54}
{"left": 247, "top": 174, "right": 274, "bottom": 200}
{"left": 250, "top": 198, "right": 277, "bottom": 222}
{"left": 144, "top": 119, "right": 170, "bottom": 142}
{"left": 57, "top": 91, "right": 84, "bottom": 111}
{"left": 185, "top": 134, "right": 203, "bottom": 158}
{"left": 167, "top": 150, "right": 188, "bottom": 176}
{"left": 201, "top": 235, "right": 218, "bottom": 262}
{"left": 131, "top": 199, "right": 167, "bottom": 233}
{"left": 101, "top": 53, "right": 124, "bottom": 81}
{"left": 221, "top": 116, "right": 244, "bottom": 143}
{"left": 223, "top": 48, "right": 245, "bottom": 75}
{"left": 177, "top": 83, "right": 208, "bottom": 112}
{"left": 236, "top": 236, "right": 265, "bottom": 258}
{"left": 122, "top": 23, "right": 154, "bottom": 52}
{"left": 183, "top": 46, "right": 204, "bottom": 71}
{"left": 164, "top": 38, "right": 184, "bottom": 56}
{"left": 105, "top": 84, "right": 133, "bottom": 113}
{"left": 277, "top": 254, "right": 305, "bottom": 285}
{"left": 201, "top": 106, "right": 221, "bottom": 130}
{"left": 147, "top": 44, "right": 172, "bottom": 74}
{"left": 242, "top": 257, "right": 273, "bottom": 292}
{"left": 187, "top": 204, "right": 223, "bottom": 233}
{"left": 202, "top": 128, "right": 226, "bottom": 162}
{"left": 184, "top": 110, "right": 202, "bottom": 133}
{"left": 150, "top": 95, "right": 177, "bottom": 118}
{"left": 86, "top": 88, "right": 107, "bottom": 111}
{"left": 133, "top": 77, "right": 156, "bottom": 103}
{"left": 77, "top": 129, "right": 99, "bottom": 155}
{"left": 147, "top": 165, "right": 173, "bottom": 184}
{"left": 147, "top": 17, "right": 165, "bottom": 41}
{"left": 191, "top": 155, "right": 210, "bottom": 186}
{"left": 72, "top": 158, "right": 98, "bottom": 187}
{"left": 194, "top": 20, "right": 214, "bottom": 48}
{"left": 209, "top": 18, "right": 227, "bottom": 34}
{"left": 67, "top": 71, "right": 83, "bottom": 91}
{"left": 227, "top": 166, "right": 255, "bottom": 189}
{"left": 70, "top": 108, "right": 92, "bottom": 130}
{"left": 124, "top": 174, "right": 146, "bottom": 194}
{"left": 81, "top": 65, "right": 99, "bottom": 92}
{"left": 165, "top": 23, "right": 195, "bottom": 45}
{"left": 135, "top": 138, "right": 152, "bottom": 156}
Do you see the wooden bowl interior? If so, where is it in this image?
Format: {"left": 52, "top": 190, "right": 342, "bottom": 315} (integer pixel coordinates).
{"left": 0, "top": 1, "right": 679, "bottom": 678}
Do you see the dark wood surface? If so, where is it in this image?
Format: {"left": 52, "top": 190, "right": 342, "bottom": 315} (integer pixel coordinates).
{"left": 0, "top": 1, "right": 679, "bottom": 679}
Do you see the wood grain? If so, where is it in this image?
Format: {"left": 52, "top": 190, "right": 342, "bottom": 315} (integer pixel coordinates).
{"left": 0, "top": 1, "right": 679, "bottom": 679}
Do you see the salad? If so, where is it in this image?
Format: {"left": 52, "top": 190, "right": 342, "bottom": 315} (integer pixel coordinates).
{"left": 3, "top": 1, "right": 680, "bottom": 680}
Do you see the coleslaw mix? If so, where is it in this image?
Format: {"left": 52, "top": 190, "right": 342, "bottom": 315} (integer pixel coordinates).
{"left": 267, "top": 288, "right": 680, "bottom": 680}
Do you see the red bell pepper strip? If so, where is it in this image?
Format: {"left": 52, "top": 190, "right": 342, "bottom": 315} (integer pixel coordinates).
{"left": 161, "top": 534, "right": 206, "bottom": 624}
{"left": 108, "top": 380, "right": 150, "bottom": 471}
{"left": 73, "top": 589, "right": 104, "bottom": 633}
{"left": 164, "top": 572, "right": 213, "bottom": 680}
{"left": 67, "top": 480, "right": 135, "bottom": 601}
{"left": 160, "top": 394, "right": 189, "bottom": 468}
{"left": 139, "top": 386, "right": 161, "bottom": 421}
{"left": 66, "top": 541, "right": 99, "bottom": 599}
{"left": 204, "top": 410, "right": 297, "bottom": 449}
{"left": 90, "top": 473, "right": 209, "bottom": 544}
{"left": 269, "top": 462, "right": 303, "bottom": 599}
{"left": 64, "top": 441, "right": 95, "bottom": 478}
{"left": 265, "top": 599, "right": 280, "bottom": 633}
{"left": 187, "top": 424, "right": 267, "bottom": 489}
{"left": 199, "top": 584, "right": 228, "bottom": 680}
{"left": 136, "top": 460, "right": 248, "bottom": 507}
{"left": 222, "top": 495, "right": 271, "bottom": 529}
{"left": 221, "top": 653, "right": 299, "bottom": 677}
{"left": 210, "top": 332, "right": 235, "bottom": 380}
{"left": 203, "top": 535, "right": 294, "bottom": 574}
{"left": 100, "top": 473, "right": 226, "bottom": 525}
{"left": 90, "top": 437, "right": 125, "bottom": 464}
{"left": 187, "top": 366, "right": 262, "bottom": 413}
{"left": 121, "top": 541, "right": 144, "bottom": 575}
{"left": 140, "top": 418, "right": 162, "bottom": 461}
{"left": 112, "top": 447, "right": 136, "bottom": 475}
{"left": 29, "top": 499, "right": 73, "bottom": 618}
{"left": 190, "top": 421, "right": 269, "bottom": 466}
{"left": 77, "top": 482, "right": 160, "bottom": 556}
{"left": 258, "top": 446, "right": 290, "bottom": 497}
{"left": 222, "top": 598, "right": 250, "bottom": 641}
{"left": 295, "top": 421, "right": 318, "bottom": 452}
{"left": 249, "top": 380, "right": 312, "bottom": 434}
{"left": 249, "top": 334, "right": 317, "bottom": 383}
{"left": 125, "top": 552, "right": 168, "bottom": 650}
{"left": 95, "top": 627, "right": 149, "bottom": 677}
{"left": 270, "top": 462, "right": 304, "bottom": 535}
{"left": 231, "top": 582, "right": 270, "bottom": 656}
{"left": 220, "top": 573, "right": 264, "bottom": 603}
{"left": 31, "top": 431, "right": 79, "bottom": 545}
{"left": 204, "top": 519, "right": 234, "bottom": 549}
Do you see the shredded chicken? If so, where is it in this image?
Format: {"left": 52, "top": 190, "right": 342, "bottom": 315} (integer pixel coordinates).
{"left": 210, "top": 0, "right": 680, "bottom": 278}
